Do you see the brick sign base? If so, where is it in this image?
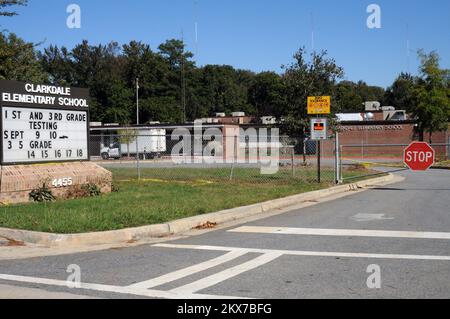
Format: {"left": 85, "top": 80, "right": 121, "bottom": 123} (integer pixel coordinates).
{"left": 0, "top": 162, "right": 112, "bottom": 205}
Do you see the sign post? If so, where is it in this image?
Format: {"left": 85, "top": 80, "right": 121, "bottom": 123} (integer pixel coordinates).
{"left": 403, "top": 142, "right": 435, "bottom": 171}
{"left": 308, "top": 96, "right": 331, "bottom": 184}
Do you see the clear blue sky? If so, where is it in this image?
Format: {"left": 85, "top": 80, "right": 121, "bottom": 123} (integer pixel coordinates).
{"left": 2, "top": 0, "right": 450, "bottom": 88}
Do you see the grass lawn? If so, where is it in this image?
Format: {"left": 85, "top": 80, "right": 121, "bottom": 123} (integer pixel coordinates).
{"left": 0, "top": 166, "right": 370, "bottom": 234}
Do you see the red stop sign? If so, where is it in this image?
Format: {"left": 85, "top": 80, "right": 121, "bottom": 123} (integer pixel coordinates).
{"left": 403, "top": 142, "right": 435, "bottom": 171}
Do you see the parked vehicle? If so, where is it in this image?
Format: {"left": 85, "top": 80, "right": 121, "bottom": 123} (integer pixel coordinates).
{"left": 100, "top": 129, "right": 166, "bottom": 160}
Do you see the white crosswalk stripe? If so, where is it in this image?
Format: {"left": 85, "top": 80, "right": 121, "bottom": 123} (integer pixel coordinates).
{"left": 127, "top": 250, "right": 248, "bottom": 289}
{"left": 170, "top": 252, "right": 282, "bottom": 294}
{"left": 228, "top": 226, "right": 450, "bottom": 240}
{"left": 153, "top": 243, "right": 450, "bottom": 261}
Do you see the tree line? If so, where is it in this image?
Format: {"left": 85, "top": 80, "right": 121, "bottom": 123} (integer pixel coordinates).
{"left": 1, "top": 0, "right": 449, "bottom": 139}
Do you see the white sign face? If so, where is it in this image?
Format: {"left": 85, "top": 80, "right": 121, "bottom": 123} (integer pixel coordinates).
{"left": 310, "top": 118, "right": 328, "bottom": 140}
{"left": 2, "top": 107, "right": 88, "bottom": 164}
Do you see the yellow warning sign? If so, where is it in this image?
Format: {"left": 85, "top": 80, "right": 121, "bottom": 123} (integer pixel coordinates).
{"left": 307, "top": 96, "right": 331, "bottom": 115}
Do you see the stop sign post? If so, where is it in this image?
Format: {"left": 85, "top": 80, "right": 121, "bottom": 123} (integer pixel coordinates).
{"left": 403, "top": 142, "right": 435, "bottom": 171}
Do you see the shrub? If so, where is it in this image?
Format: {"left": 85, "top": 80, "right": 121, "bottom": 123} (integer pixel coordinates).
{"left": 81, "top": 183, "right": 101, "bottom": 197}
{"left": 29, "top": 183, "right": 56, "bottom": 202}
{"left": 111, "top": 183, "right": 120, "bottom": 193}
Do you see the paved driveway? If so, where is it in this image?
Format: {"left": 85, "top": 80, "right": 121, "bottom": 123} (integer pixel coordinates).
{"left": 1, "top": 169, "right": 449, "bottom": 299}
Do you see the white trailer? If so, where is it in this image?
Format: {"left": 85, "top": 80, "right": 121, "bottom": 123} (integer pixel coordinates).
{"left": 100, "top": 129, "right": 166, "bottom": 160}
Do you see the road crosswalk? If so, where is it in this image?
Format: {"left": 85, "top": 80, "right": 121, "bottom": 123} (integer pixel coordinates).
{"left": 2, "top": 224, "right": 450, "bottom": 299}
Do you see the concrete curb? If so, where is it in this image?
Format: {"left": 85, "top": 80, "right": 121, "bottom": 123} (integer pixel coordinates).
{"left": 0, "top": 174, "right": 395, "bottom": 248}
{"left": 431, "top": 166, "right": 450, "bottom": 170}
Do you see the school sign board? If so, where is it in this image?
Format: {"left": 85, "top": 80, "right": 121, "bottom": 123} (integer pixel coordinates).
{"left": 0, "top": 80, "right": 111, "bottom": 205}
{"left": 0, "top": 80, "right": 90, "bottom": 165}
{"left": 307, "top": 96, "right": 331, "bottom": 115}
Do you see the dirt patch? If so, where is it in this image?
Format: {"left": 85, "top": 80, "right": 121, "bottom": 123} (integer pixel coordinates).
{"left": 0, "top": 236, "right": 25, "bottom": 247}
{"left": 346, "top": 163, "right": 368, "bottom": 171}
{"left": 194, "top": 221, "right": 218, "bottom": 230}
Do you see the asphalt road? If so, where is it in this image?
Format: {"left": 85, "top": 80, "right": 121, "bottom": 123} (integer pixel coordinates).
{"left": 0, "top": 169, "right": 449, "bottom": 299}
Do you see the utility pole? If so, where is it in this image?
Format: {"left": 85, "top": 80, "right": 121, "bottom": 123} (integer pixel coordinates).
{"left": 181, "top": 31, "right": 187, "bottom": 123}
{"left": 136, "top": 77, "right": 140, "bottom": 125}
{"left": 310, "top": 11, "right": 315, "bottom": 53}
{"left": 194, "top": 0, "right": 199, "bottom": 61}
{"left": 406, "top": 23, "right": 411, "bottom": 74}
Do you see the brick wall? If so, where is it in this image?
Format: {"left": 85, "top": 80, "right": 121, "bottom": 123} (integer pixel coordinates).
{"left": 333, "top": 122, "right": 448, "bottom": 159}
{"left": 0, "top": 162, "right": 112, "bottom": 205}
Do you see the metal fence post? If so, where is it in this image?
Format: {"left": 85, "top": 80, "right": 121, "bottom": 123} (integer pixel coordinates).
{"left": 229, "top": 135, "right": 237, "bottom": 181}
{"left": 317, "top": 140, "right": 321, "bottom": 183}
{"left": 339, "top": 145, "right": 343, "bottom": 183}
{"left": 291, "top": 146, "right": 295, "bottom": 178}
{"left": 335, "top": 132, "right": 340, "bottom": 184}
{"left": 136, "top": 134, "right": 141, "bottom": 180}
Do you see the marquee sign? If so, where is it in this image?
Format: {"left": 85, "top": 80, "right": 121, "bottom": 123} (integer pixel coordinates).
{"left": 0, "top": 80, "right": 90, "bottom": 165}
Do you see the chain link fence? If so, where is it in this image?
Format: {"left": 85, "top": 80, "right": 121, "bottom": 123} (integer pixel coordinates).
{"left": 89, "top": 132, "right": 339, "bottom": 185}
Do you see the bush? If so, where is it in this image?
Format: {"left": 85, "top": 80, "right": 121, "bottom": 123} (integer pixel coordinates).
{"left": 111, "top": 183, "right": 120, "bottom": 193}
{"left": 81, "top": 183, "right": 101, "bottom": 197}
{"left": 29, "top": 184, "right": 56, "bottom": 202}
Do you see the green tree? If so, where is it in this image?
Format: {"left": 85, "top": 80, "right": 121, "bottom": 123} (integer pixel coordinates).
{"left": 117, "top": 129, "right": 137, "bottom": 158}
{"left": 248, "top": 71, "right": 285, "bottom": 117}
{"left": 70, "top": 41, "right": 132, "bottom": 123}
{"left": 0, "top": 32, "right": 46, "bottom": 82}
{"left": 0, "top": 0, "right": 27, "bottom": 17}
{"left": 334, "top": 81, "right": 364, "bottom": 112}
{"left": 139, "top": 96, "right": 183, "bottom": 123}
{"left": 158, "top": 39, "right": 195, "bottom": 121}
{"left": 354, "top": 81, "right": 385, "bottom": 103}
{"left": 412, "top": 50, "right": 450, "bottom": 143}
{"left": 39, "top": 45, "right": 74, "bottom": 86}
{"left": 282, "top": 48, "right": 344, "bottom": 135}
{"left": 384, "top": 73, "right": 417, "bottom": 113}
{"left": 195, "top": 65, "right": 253, "bottom": 116}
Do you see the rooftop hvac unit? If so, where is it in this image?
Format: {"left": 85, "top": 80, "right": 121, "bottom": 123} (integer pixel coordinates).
{"left": 364, "top": 101, "right": 381, "bottom": 111}
{"left": 381, "top": 106, "right": 396, "bottom": 111}
{"left": 215, "top": 113, "right": 226, "bottom": 117}
{"left": 385, "top": 110, "right": 406, "bottom": 121}
{"left": 231, "top": 112, "right": 245, "bottom": 117}
{"left": 261, "top": 116, "right": 276, "bottom": 124}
